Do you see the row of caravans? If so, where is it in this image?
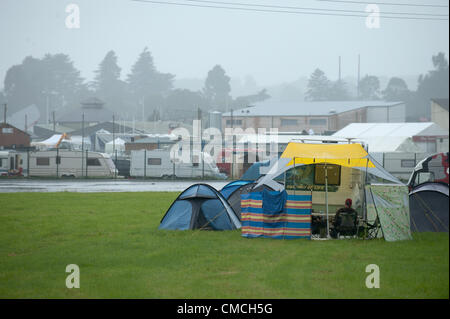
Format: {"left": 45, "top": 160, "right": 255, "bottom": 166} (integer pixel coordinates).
{"left": 129, "top": 149, "right": 226, "bottom": 179}
{"left": 0, "top": 149, "right": 116, "bottom": 178}
{"left": 1, "top": 148, "right": 226, "bottom": 179}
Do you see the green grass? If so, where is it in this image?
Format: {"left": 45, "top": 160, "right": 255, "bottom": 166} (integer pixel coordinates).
{"left": 0, "top": 192, "right": 448, "bottom": 299}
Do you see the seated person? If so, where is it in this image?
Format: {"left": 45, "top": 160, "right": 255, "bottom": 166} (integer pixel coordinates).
{"left": 330, "top": 198, "right": 358, "bottom": 238}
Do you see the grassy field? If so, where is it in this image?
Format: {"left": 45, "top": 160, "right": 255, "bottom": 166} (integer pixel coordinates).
{"left": 0, "top": 192, "right": 448, "bottom": 299}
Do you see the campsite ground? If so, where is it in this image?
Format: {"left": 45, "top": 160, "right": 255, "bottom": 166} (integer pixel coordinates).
{"left": 0, "top": 192, "right": 448, "bottom": 299}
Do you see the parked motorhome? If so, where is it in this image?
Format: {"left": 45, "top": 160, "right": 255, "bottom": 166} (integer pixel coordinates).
{"left": 0, "top": 150, "right": 23, "bottom": 176}
{"left": 130, "top": 149, "right": 226, "bottom": 179}
{"left": 25, "top": 149, "right": 117, "bottom": 178}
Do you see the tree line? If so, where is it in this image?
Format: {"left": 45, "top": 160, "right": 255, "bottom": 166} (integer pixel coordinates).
{"left": 0, "top": 48, "right": 269, "bottom": 123}
{"left": 305, "top": 52, "right": 449, "bottom": 121}
{"left": 1, "top": 49, "right": 448, "bottom": 123}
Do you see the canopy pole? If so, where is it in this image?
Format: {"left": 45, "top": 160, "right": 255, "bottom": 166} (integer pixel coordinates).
{"left": 293, "top": 157, "right": 296, "bottom": 196}
{"left": 362, "top": 157, "right": 369, "bottom": 239}
{"left": 364, "top": 157, "right": 369, "bottom": 221}
{"left": 325, "top": 163, "right": 329, "bottom": 239}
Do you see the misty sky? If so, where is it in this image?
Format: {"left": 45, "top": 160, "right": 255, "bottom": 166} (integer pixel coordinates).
{"left": 0, "top": 0, "right": 448, "bottom": 91}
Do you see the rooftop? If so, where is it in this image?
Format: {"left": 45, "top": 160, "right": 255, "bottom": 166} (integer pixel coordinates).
{"left": 222, "top": 100, "right": 404, "bottom": 117}
{"left": 333, "top": 122, "right": 449, "bottom": 152}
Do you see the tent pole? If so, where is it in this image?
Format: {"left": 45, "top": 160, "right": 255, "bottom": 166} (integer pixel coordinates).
{"left": 363, "top": 157, "right": 369, "bottom": 239}
{"left": 364, "top": 158, "right": 369, "bottom": 221}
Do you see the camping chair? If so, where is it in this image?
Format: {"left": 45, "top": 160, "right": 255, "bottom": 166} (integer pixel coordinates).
{"left": 334, "top": 211, "right": 358, "bottom": 239}
{"left": 362, "top": 216, "right": 382, "bottom": 239}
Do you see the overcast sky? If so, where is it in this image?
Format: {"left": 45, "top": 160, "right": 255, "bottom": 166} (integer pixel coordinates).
{"left": 0, "top": 0, "right": 448, "bottom": 90}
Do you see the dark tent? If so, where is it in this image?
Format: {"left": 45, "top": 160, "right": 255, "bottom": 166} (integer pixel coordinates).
{"left": 241, "top": 161, "right": 271, "bottom": 180}
{"left": 409, "top": 182, "right": 449, "bottom": 232}
{"left": 220, "top": 180, "right": 274, "bottom": 220}
{"left": 159, "top": 184, "right": 241, "bottom": 231}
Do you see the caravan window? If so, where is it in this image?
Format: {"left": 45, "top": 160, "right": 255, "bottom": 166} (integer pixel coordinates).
{"left": 87, "top": 158, "right": 101, "bottom": 166}
{"left": 148, "top": 158, "right": 162, "bottom": 165}
{"left": 314, "top": 164, "right": 341, "bottom": 186}
{"left": 36, "top": 157, "right": 50, "bottom": 166}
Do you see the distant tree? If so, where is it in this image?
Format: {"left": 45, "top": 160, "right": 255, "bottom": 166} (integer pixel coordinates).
{"left": 359, "top": 75, "right": 381, "bottom": 100}
{"left": 305, "top": 69, "right": 331, "bottom": 101}
{"left": 328, "top": 80, "right": 351, "bottom": 101}
{"left": 412, "top": 52, "right": 449, "bottom": 120}
{"left": 277, "top": 83, "right": 304, "bottom": 102}
{"left": 232, "top": 89, "right": 270, "bottom": 109}
{"left": 382, "top": 77, "right": 411, "bottom": 101}
{"left": 3, "top": 54, "right": 87, "bottom": 121}
{"left": 164, "top": 89, "right": 206, "bottom": 121}
{"left": 92, "top": 50, "right": 129, "bottom": 113}
{"left": 203, "top": 65, "right": 231, "bottom": 111}
{"left": 127, "top": 47, "right": 174, "bottom": 116}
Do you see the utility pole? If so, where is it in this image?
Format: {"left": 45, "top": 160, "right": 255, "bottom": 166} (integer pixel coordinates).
{"left": 81, "top": 113, "right": 85, "bottom": 178}
{"left": 142, "top": 96, "right": 145, "bottom": 123}
{"left": 46, "top": 93, "right": 50, "bottom": 125}
{"left": 52, "top": 111, "right": 56, "bottom": 133}
{"left": 357, "top": 54, "right": 361, "bottom": 99}
{"left": 112, "top": 114, "right": 115, "bottom": 155}
{"left": 3, "top": 103, "right": 6, "bottom": 124}
{"left": 339, "top": 56, "right": 342, "bottom": 82}
{"left": 230, "top": 108, "right": 234, "bottom": 179}
{"left": 112, "top": 114, "right": 116, "bottom": 179}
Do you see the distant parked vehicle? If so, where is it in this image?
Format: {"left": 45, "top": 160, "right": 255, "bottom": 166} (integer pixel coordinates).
{"left": 0, "top": 150, "right": 23, "bottom": 176}
{"left": 26, "top": 149, "right": 117, "bottom": 178}
{"left": 112, "top": 155, "right": 131, "bottom": 177}
{"left": 407, "top": 152, "right": 449, "bottom": 190}
{"left": 130, "top": 149, "right": 226, "bottom": 179}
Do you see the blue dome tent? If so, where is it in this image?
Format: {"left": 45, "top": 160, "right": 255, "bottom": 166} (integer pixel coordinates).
{"left": 159, "top": 184, "right": 241, "bottom": 231}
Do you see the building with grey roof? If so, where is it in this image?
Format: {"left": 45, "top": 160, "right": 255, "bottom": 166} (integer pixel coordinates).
{"left": 222, "top": 100, "right": 405, "bottom": 134}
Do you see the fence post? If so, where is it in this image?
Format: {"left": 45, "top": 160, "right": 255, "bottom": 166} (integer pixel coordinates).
{"left": 173, "top": 160, "right": 175, "bottom": 180}
{"left": 202, "top": 150, "right": 204, "bottom": 180}
{"left": 115, "top": 149, "right": 117, "bottom": 179}
{"left": 26, "top": 148, "right": 30, "bottom": 178}
{"left": 85, "top": 149, "right": 88, "bottom": 178}
{"left": 143, "top": 149, "right": 147, "bottom": 180}
{"left": 56, "top": 147, "right": 59, "bottom": 178}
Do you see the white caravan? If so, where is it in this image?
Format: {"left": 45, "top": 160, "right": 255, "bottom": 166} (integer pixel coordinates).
{"left": 0, "top": 150, "right": 23, "bottom": 176}
{"left": 25, "top": 149, "right": 117, "bottom": 178}
{"left": 130, "top": 149, "right": 226, "bottom": 179}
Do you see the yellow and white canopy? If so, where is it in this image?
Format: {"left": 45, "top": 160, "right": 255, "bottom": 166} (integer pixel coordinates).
{"left": 256, "top": 142, "right": 402, "bottom": 188}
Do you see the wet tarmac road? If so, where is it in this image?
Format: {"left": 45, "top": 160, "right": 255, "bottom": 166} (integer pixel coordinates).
{"left": 0, "top": 179, "right": 230, "bottom": 193}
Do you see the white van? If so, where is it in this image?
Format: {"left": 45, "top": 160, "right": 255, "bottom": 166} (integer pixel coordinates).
{"left": 130, "top": 149, "right": 226, "bottom": 179}
{"left": 26, "top": 149, "right": 117, "bottom": 178}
